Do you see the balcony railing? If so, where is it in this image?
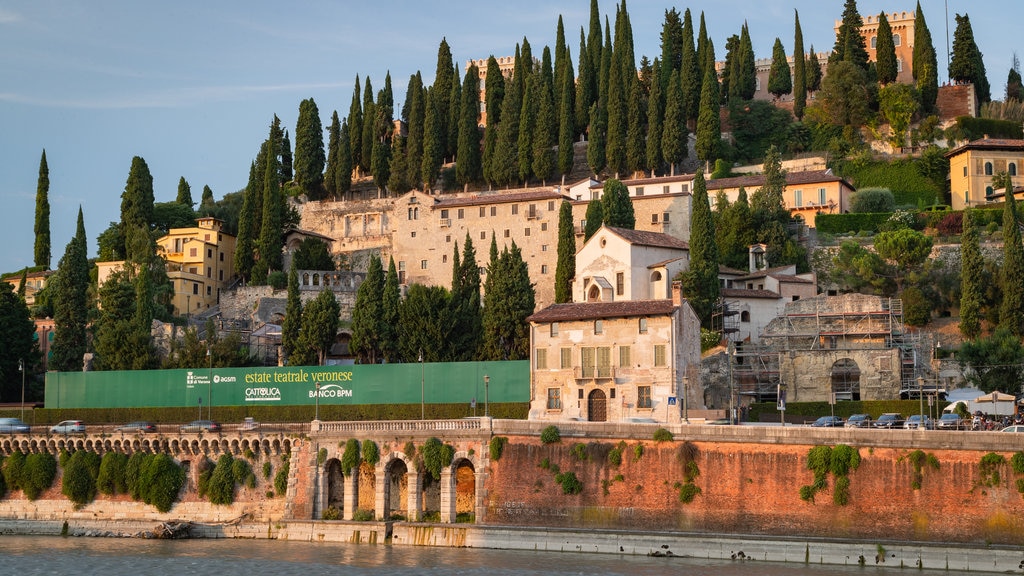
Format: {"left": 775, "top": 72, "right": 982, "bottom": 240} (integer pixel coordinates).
{"left": 439, "top": 218, "right": 452, "bottom": 228}
{"left": 573, "top": 366, "right": 615, "bottom": 381}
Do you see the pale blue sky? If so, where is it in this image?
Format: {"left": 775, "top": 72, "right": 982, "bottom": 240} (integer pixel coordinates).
{"left": 0, "top": 0, "right": 1017, "bottom": 274}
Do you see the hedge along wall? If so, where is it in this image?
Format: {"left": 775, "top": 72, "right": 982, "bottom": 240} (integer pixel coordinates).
{"left": 44, "top": 360, "right": 530, "bottom": 409}
{"left": 814, "top": 212, "right": 893, "bottom": 235}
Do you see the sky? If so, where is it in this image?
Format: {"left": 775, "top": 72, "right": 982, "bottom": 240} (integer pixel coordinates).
{"left": 0, "top": 0, "right": 1020, "bottom": 274}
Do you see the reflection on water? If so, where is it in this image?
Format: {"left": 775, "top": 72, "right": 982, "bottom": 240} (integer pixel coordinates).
{"left": 0, "top": 535, "right": 961, "bottom": 576}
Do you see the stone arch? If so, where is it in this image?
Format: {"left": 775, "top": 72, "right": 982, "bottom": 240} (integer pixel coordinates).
{"left": 831, "top": 358, "right": 861, "bottom": 401}
{"left": 588, "top": 389, "right": 608, "bottom": 422}
{"left": 324, "top": 458, "right": 345, "bottom": 516}
{"left": 452, "top": 457, "right": 476, "bottom": 520}
{"left": 588, "top": 284, "right": 601, "bottom": 302}
{"left": 649, "top": 270, "right": 664, "bottom": 299}
{"left": 357, "top": 461, "right": 377, "bottom": 518}
{"left": 382, "top": 453, "right": 410, "bottom": 520}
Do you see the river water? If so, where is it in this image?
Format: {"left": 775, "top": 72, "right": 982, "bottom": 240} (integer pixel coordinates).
{"left": 0, "top": 535, "right": 963, "bottom": 576}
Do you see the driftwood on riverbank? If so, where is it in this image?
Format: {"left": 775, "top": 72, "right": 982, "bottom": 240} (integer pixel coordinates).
{"left": 142, "top": 521, "right": 192, "bottom": 539}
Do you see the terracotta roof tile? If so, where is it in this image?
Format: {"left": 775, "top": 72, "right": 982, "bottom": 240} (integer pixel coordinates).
{"left": 433, "top": 189, "right": 569, "bottom": 208}
{"left": 527, "top": 299, "right": 678, "bottom": 323}
{"left": 606, "top": 227, "right": 689, "bottom": 250}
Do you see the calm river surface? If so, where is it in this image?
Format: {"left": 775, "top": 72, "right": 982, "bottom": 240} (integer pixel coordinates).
{"left": 0, "top": 535, "right": 963, "bottom": 576}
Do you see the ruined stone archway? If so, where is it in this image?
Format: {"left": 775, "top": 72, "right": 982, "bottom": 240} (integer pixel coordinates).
{"left": 324, "top": 458, "right": 344, "bottom": 516}
{"left": 453, "top": 459, "right": 476, "bottom": 521}
{"left": 383, "top": 457, "right": 409, "bottom": 521}
{"left": 831, "top": 358, "right": 861, "bottom": 401}
{"left": 588, "top": 389, "right": 607, "bottom": 422}
{"left": 357, "top": 461, "right": 376, "bottom": 518}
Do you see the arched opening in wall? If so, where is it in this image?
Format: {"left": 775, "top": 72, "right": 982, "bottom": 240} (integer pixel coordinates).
{"left": 831, "top": 358, "right": 861, "bottom": 401}
{"left": 325, "top": 458, "right": 344, "bottom": 517}
{"left": 383, "top": 458, "right": 408, "bottom": 521}
{"left": 454, "top": 459, "right": 476, "bottom": 522}
{"left": 587, "top": 389, "right": 608, "bottom": 422}
{"left": 421, "top": 467, "right": 441, "bottom": 522}
{"left": 588, "top": 285, "right": 601, "bottom": 302}
{"left": 357, "top": 461, "right": 376, "bottom": 518}
{"left": 649, "top": 271, "right": 664, "bottom": 299}
{"left": 180, "top": 459, "right": 193, "bottom": 491}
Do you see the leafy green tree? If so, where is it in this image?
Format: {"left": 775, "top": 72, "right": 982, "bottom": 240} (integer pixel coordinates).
{"left": 714, "top": 189, "right": 756, "bottom": 271}
{"left": 555, "top": 201, "right": 575, "bottom": 303}
{"left": 399, "top": 283, "right": 454, "bottom": 362}
{"left": 457, "top": 64, "right": 482, "bottom": 187}
{"left": 913, "top": 2, "right": 939, "bottom": 112}
{"left": 1000, "top": 176, "right": 1024, "bottom": 336}
{"left": 767, "top": 38, "right": 791, "bottom": 101}
{"left": 750, "top": 146, "right": 806, "bottom": 272}
{"left": 0, "top": 283, "right": 37, "bottom": 401}
{"left": 294, "top": 97, "right": 325, "bottom": 199}
{"left": 805, "top": 44, "right": 823, "bottom": 93}
{"left": 120, "top": 156, "right": 155, "bottom": 263}
{"left": 949, "top": 13, "right": 990, "bottom": 106}
{"left": 874, "top": 12, "right": 898, "bottom": 84}
{"left": 293, "top": 238, "right": 335, "bottom": 271}
{"left": 879, "top": 83, "right": 920, "bottom": 149}
{"left": 349, "top": 254, "right": 384, "bottom": 364}
{"left": 661, "top": 69, "right": 687, "bottom": 175}
{"left": 874, "top": 228, "right": 933, "bottom": 293}
{"left": 324, "top": 110, "right": 341, "bottom": 198}
{"left": 1007, "top": 55, "right": 1023, "bottom": 101}
{"left": 34, "top": 150, "right": 50, "bottom": 269}
{"left": 830, "top": 240, "right": 895, "bottom": 294}
{"left": 381, "top": 257, "right": 401, "bottom": 363}
{"left": 293, "top": 288, "right": 340, "bottom": 366}
{"left": 696, "top": 63, "right": 721, "bottom": 165}
{"left": 849, "top": 187, "right": 895, "bottom": 213}
{"left": 282, "top": 262, "right": 302, "bottom": 365}
{"left": 727, "top": 100, "right": 793, "bottom": 163}
{"left": 958, "top": 327, "right": 1024, "bottom": 393}
{"left": 151, "top": 201, "right": 196, "bottom": 234}
{"left": 960, "top": 209, "right": 983, "bottom": 340}
{"left": 830, "top": 0, "right": 869, "bottom": 72}
{"left": 679, "top": 170, "right": 719, "bottom": 328}
{"left": 481, "top": 242, "right": 534, "bottom": 360}
{"left": 792, "top": 11, "right": 807, "bottom": 120}
{"left": 94, "top": 266, "right": 155, "bottom": 371}
{"left": 50, "top": 208, "right": 90, "bottom": 372}
{"left": 601, "top": 179, "right": 635, "bottom": 229}
{"left": 815, "top": 60, "right": 870, "bottom": 127}
{"left": 584, "top": 199, "right": 604, "bottom": 241}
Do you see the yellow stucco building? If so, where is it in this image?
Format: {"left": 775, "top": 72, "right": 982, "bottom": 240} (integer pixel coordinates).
{"left": 156, "top": 217, "right": 237, "bottom": 317}
{"left": 946, "top": 138, "right": 1024, "bottom": 210}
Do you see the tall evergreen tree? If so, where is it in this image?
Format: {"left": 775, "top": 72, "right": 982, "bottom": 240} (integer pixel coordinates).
{"left": 349, "top": 254, "right": 384, "bottom": 364}
{"left": 661, "top": 69, "right": 687, "bottom": 176}
{"left": 586, "top": 101, "right": 607, "bottom": 176}
{"left": 554, "top": 16, "right": 569, "bottom": 115}
{"left": 337, "top": 119, "right": 353, "bottom": 197}
{"left": 348, "top": 76, "right": 363, "bottom": 177}
{"left": 234, "top": 162, "right": 259, "bottom": 282}
{"left": 518, "top": 73, "right": 539, "bottom": 184}
{"left": 586, "top": 0, "right": 603, "bottom": 95}
{"left": 493, "top": 50, "right": 523, "bottom": 186}
{"left": 456, "top": 64, "right": 483, "bottom": 187}
{"left": 34, "top": 150, "right": 51, "bottom": 268}
{"left": 767, "top": 38, "right": 792, "bottom": 100}
{"left": 576, "top": 29, "right": 596, "bottom": 141}
{"left": 433, "top": 38, "right": 456, "bottom": 160}
{"left": 175, "top": 177, "right": 194, "bottom": 209}
{"left": 696, "top": 61, "right": 721, "bottom": 166}
{"left": 294, "top": 288, "right": 340, "bottom": 366}
{"left": 874, "top": 13, "right": 898, "bottom": 85}
{"left": 1000, "top": 174, "right": 1024, "bottom": 336}
{"left": 370, "top": 74, "right": 394, "bottom": 194}
{"left": 120, "top": 156, "right": 155, "bottom": 263}
{"left": 601, "top": 179, "right": 635, "bottom": 229}
{"left": 482, "top": 57, "right": 504, "bottom": 186}
{"left": 584, "top": 199, "right": 604, "bottom": 241}
{"left": 50, "top": 207, "right": 89, "bottom": 372}
{"left": 532, "top": 75, "right": 556, "bottom": 185}
{"left": 200, "top": 185, "right": 214, "bottom": 209}
{"left": 960, "top": 209, "right": 983, "bottom": 340}
{"left": 282, "top": 262, "right": 302, "bottom": 364}
{"left": 696, "top": 12, "right": 710, "bottom": 85}
{"left": 949, "top": 13, "right": 991, "bottom": 106}
{"left": 360, "top": 77, "right": 375, "bottom": 175}
{"left": 557, "top": 55, "right": 576, "bottom": 179}
{"left": 680, "top": 9, "right": 700, "bottom": 126}
{"left": 1008, "top": 55, "right": 1024, "bottom": 102}
{"left": 324, "top": 111, "right": 341, "bottom": 197}
{"left": 625, "top": 79, "right": 646, "bottom": 176}
{"left": 254, "top": 118, "right": 284, "bottom": 284}
{"left": 720, "top": 34, "right": 740, "bottom": 104}
{"left": 481, "top": 242, "right": 534, "bottom": 361}
{"left": 659, "top": 8, "right": 684, "bottom": 93}
{"left": 792, "top": 11, "right": 807, "bottom": 120}
{"left": 0, "top": 282, "right": 37, "bottom": 401}
{"left": 381, "top": 257, "right": 401, "bottom": 363}
{"left": 736, "top": 23, "right": 757, "bottom": 101}
{"left": 421, "top": 88, "right": 443, "bottom": 191}
{"left": 806, "top": 44, "right": 823, "bottom": 93}
{"left": 679, "top": 169, "right": 719, "bottom": 328}
{"left": 447, "top": 62, "right": 462, "bottom": 166}
{"left": 645, "top": 60, "right": 664, "bottom": 175}
{"left": 912, "top": 2, "right": 939, "bottom": 112}
{"left": 830, "top": 0, "right": 870, "bottom": 72}
{"left": 450, "top": 235, "right": 483, "bottom": 361}
{"left": 715, "top": 188, "right": 756, "bottom": 270}
{"left": 280, "top": 130, "right": 293, "bottom": 183}
{"left": 555, "top": 201, "right": 576, "bottom": 303}
{"left": 404, "top": 73, "right": 426, "bottom": 189}
{"left": 294, "top": 97, "right": 325, "bottom": 199}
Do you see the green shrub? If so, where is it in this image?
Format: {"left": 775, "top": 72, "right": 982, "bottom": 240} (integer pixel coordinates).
{"left": 3, "top": 450, "right": 25, "bottom": 492}
{"left": 317, "top": 448, "right": 327, "bottom": 465}
{"left": 980, "top": 452, "right": 1006, "bottom": 487}
{"left": 352, "top": 508, "right": 374, "bottom": 521}
{"left": 341, "top": 439, "right": 361, "bottom": 474}
{"left": 22, "top": 452, "right": 57, "bottom": 501}
{"left": 140, "top": 454, "right": 185, "bottom": 513}
{"left": 322, "top": 506, "right": 341, "bottom": 520}
{"left": 830, "top": 444, "right": 861, "bottom": 476}
{"left": 231, "top": 458, "right": 252, "bottom": 486}
{"left": 361, "top": 440, "right": 379, "bottom": 466}
{"left": 61, "top": 450, "right": 100, "bottom": 507}
{"left": 97, "top": 452, "right": 128, "bottom": 496}
{"left": 0, "top": 456, "right": 6, "bottom": 499}
{"left": 833, "top": 475, "right": 851, "bottom": 506}
{"left": 267, "top": 271, "right": 287, "bottom": 290}
{"left": 554, "top": 471, "right": 583, "bottom": 494}
{"left": 1011, "top": 451, "right": 1024, "bottom": 475}
{"left": 262, "top": 461, "right": 272, "bottom": 480}
{"left": 675, "top": 481, "right": 701, "bottom": 503}
{"left": 125, "top": 452, "right": 147, "bottom": 500}
{"left": 207, "top": 454, "right": 237, "bottom": 505}
{"left": 633, "top": 444, "right": 644, "bottom": 462}
{"left": 540, "top": 425, "right": 561, "bottom": 444}
{"left": 571, "top": 443, "right": 588, "bottom": 461}
{"left": 489, "top": 436, "right": 508, "bottom": 461}
{"left": 608, "top": 442, "right": 624, "bottom": 467}
{"left": 58, "top": 450, "right": 71, "bottom": 468}
{"left": 404, "top": 441, "right": 416, "bottom": 460}
{"left": 653, "top": 428, "right": 674, "bottom": 442}
{"left": 274, "top": 459, "right": 290, "bottom": 496}
{"left": 850, "top": 187, "right": 895, "bottom": 213}
{"left": 422, "top": 437, "right": 455, "bottom": 480}
{"left": 244, "top": 448, "right": 256, "bottom": 461}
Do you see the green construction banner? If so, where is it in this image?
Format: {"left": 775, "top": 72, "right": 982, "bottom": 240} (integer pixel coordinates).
{"left": 44, "top": 361, "right": 529, "bottom": 409}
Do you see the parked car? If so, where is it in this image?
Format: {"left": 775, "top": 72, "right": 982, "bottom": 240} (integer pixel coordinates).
{"left": 845, "top": 414, "right": 873, "bottom": 428}
{"left": 50, "top": 420, "right": 86, "bottom": 434}
{"left": 180, "top": 420, "right": 221, "bottom": 433}
{"left": 810, "top": 416, "right": 844, "bottom": 427}
{"left": 0, "top": 417, "right": 30, "bottom": 434}
{"left": 114, "top": 421, "right": 157, "bottom": 433}
{"left": 904, "top": 415, "right": 934, "bottom": 430}
{"left": 240, "top": 417, "right": 260, "bottom": 431}
{"left": 937, "top": 413, "right": 965, "bottom": 430}
{"left": 1002, "top": 425, "right": 1024, "bottom": 433}
{"left": 873, "top": 413, "right": 905, "bottom": 429}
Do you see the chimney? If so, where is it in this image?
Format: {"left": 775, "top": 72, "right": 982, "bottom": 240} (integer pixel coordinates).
{"left": 672, "top": 280, "right": 683, "bottom": 306}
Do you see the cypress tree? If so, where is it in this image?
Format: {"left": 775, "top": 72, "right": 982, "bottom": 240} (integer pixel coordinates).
{"left": 360, "top": 77, "right": 375, "bottom": 175}
{"left": 586, "top": 102, "right": 607, "bottom": 176}
{"left": 370, "top": 74, "right": 394, "bottom": 194}
{"left": 294, "top": 97, "right": 325, "bottom": 199}
{"left": 584, "top": 199, "right": 604, "bottom": 241}
{"left": 601, "top": 179, "right": 635, "bottom": 229}
{"left": 324, "top": 111, "right": 341, "bottom": 197}
{"left": 605, "top": 29, "right": 628, "bottom": 177}
{"left": 830, "top": 0, "right": 870, "bottom": 72}
{"left": 200, "top": 185, "right": 214, "bottom": 209}
{"left": 679, "top": 169, "right": 719, "bottom": 328}
{"left": 767, "top": 38, "right": 792, "bottom": 101}
{"left": 598, "top": 19, "right": 612, "bottom": 136}
{"left": 661, "top": 69, "right": 686, "bottom": 176}
{"left": 337, "top": 119, "right": 353, "bottom": 197}
{"left": 645, "top": 60, "right": 664, "bottom": 176}
{"left": 450, "top": 235, "right": 483, "bottom": 361}
{"left": 456, "top": 64, "right": 482, "bottom": 187}
{"left": 576, "top": 29, "right": 595, "bottom": 141}
{"left": 350, "top": 254, "right": 384, "bottom": 364}
{"left": 494, "top": 53, "right": 523, "bottom": 186}
{"left": 680, "top": 9, "right": 700, "bottom": 126}
{"left": 792, "top": 11, "right": 807, "bottom": 120}
{"left": 50, "top": 207, "right": 89, "bottom": 372}
{"left": 255, "top": 118, "right": 284, "bottom": 283}
{"left": 447, "top": 62, "right": 462, "bottom": 166}
{"left": 913, "top": 2, "right": 939, "bottom": 112}
{"left": 296, "top": 288, "right": 340, "bottom": 366}
{"left": 555, "top": 200, "right": 575, "bottom": 303}
{"left": 806, "top": 45, "right": 823, "bottom": 93}
{"left": 17, "top": 268, "right": 26, "bottom": 300}
{"left": 1007, "top": 57, "right": 1023, "bottom": 101}
{"left": 234, "top": 162, "right": 259, "bottom": 282}
{"left": 175, "top": 177, "right": 193, "bottom": 209}
{"left": 875, "top": 13, "right": 898, "bottom": 85}
{"left": 626, "top": 78, "right": 646, "bottom": 176}
{"left": 532, "top": 75, "right": 556, "bottom": 185}
{"left": 1000, "top": 174, "right": 1024, "bottom": 336}
{"left": 949, "top": 13, "right": 990, "bottom": 106}
{"left": 348, "top": 76, "right": 363, "bottom": 177}
{"left": 737, "top": 24, "right": 756, "bottom": 101}
{"left": 659, "top": 8, "right": 683, "bottom": 93}
{"left": 554, "top": 16, "right": 569, "bottom": 114}
{"left": 381, "top": 257, "right": 400, "bottom": 363}
{"left": 280, "top": 130, "right": 293, "bottom": 183}
{"left": 387, "top": 134, "right": 410, "bottom": 195}
{"left": 481, "top": 242, "right": 534, "bottom": 361}
{"left": 696, "top": 60, "right": 721, "bottom": 166}
{"left": 557, "top": 55, "right": 576, "bottom": 179}
{"left": 432, "top": 39, "right": 455, "bottom": 161}
{"left": 696, "top": 12, "right": 710, "bottom": 85}
{"left": 282, "top": 262, "right": 302, "bottom": 364}
{"left": 720, "top": 34, "right": 739, "bottom": 104}
{"left": 421, "top": 88, "right": 443, "bottom": 191}
{"left": 518, "top": 73, "right": 539, "bottom": 184}
{"left": 960, "top": 209, "right": 983, "bottom": 340}
{"left": 120, "top": 156, "right": 155, "bottom": 264}
{"left": 586, "top": 0, "right": 602, "bottom": 94}
{"left": 34, "top": 150, "right": 51, "bottom": 269}
{"left": 482, "top": 57, "right": 504, "bottom": 186}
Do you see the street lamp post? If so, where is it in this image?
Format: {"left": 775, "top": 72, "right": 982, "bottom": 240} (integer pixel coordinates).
{"left": 207, "top": 346, "right": 213, "bottom": 421}
{"left": 315, "top": 382, "right": 320, "bottom": 421}
{"left": 419, "top": 349, "right": 424, "bottom": 420}
{"left": 19, "top": 359, "right": 25, "bottom": 421}
{"left": 484, "top": 374, "right": 490, "bottom": 419}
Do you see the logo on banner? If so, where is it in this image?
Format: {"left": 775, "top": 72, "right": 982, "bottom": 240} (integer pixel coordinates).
{"left": 309, "top": 383, "right": 353, "bottom": 398}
